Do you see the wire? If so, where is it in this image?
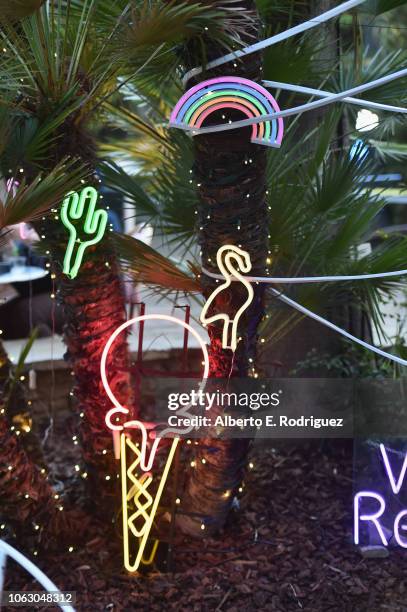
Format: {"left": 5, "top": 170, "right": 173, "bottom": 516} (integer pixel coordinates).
{"left": 263, "top": 80, "right": 407, "bottom": 115}
{"left": 182, "top": 0, "right": 368, "bottom": 84}
{"left": 201, "top": 267, "right": 407, "bottom": 367}
{"left": 358, "top": 23, "right": 407, "bottom": 31}
{"left": 268, "top": 287, "right": 407, "bottom": 367}
{"left": 201, "top": 266, "right": 407, "bottom": 284}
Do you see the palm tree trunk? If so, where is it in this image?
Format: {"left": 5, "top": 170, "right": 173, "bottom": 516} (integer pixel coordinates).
{"left": 59, "top": 251, "right": 132, "bottom": 503}
{"left": 33, "top": 208, "right": 132, "bottom": 506}
{"left": 29, "top": 113, "right": 133, "bottom": 505}
{"left": 178, "top": 0, "right": 267, "bottom": 536}
{"left": 0, "top": 338, "right": 58, "bottom": 526}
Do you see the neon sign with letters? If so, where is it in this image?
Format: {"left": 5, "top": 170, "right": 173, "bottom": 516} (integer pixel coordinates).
{"left": 354, "top": 443, "right": 407, "bottom": 548}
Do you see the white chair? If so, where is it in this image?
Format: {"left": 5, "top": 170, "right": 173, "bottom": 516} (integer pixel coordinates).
{"left": 0, "top": 540, "right": 75, "bottom": 611}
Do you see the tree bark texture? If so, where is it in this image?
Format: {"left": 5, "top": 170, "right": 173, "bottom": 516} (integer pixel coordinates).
{"left": 177, "top": 0, "right": 267, "bottom": 536}
{"left": 34, "top": 216, "right": 133, "bottom": 508}
{"left": 0, "top": 339, "right": 58, "bottom": 528}
{"left": 30, "top": 120, "right": 133, "bottom": 508}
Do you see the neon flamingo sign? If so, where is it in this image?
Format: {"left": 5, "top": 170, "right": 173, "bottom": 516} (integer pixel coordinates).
{"left": 200, "top": 245, "right": 254, "bottom": 352}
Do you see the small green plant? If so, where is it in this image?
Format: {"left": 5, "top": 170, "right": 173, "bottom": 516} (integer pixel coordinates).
{"left": 291, "top": 338, "right": 407, "bottom": 379}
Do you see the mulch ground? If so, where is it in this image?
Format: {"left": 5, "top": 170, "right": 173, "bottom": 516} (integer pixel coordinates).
{"left": 4, "top": 440, "right": 407, "bottom": 612}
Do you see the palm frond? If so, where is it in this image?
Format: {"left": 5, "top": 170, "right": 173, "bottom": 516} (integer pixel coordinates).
{"left": 111, "top": 0, "right": 251, "bottom": 94}
{"left": 342, "top": 49, "right": 407, "bottom": 109}
{"left": 2, "top": 327, "right": 39, "bottom": 406}
{"left": 260, "top": 92, "right": 407, "bottom": 346}
{"left": 103, "top": 102, "right": 166, "bottom": 146}
{"left": 101, "top": 161, "right": 161, "bottom": 222}
{"left": 256, "top": 0, "right": 309, "bottom": 22}
{"left": 0, "top": 0, "right": 126, "bottom": 117}
{"left": 0, "top": 0, "right": 45, "bottom": 22}
{"left": 101, "top": 129, "right": 197, "bottom": 251}
{"left": 113, "top": 232, "right": 199, "bottom": 292}
{"left": 0, "top": 158, "right": 90, "bottom": 228}
{"left": 263, "top": 28, "right": 333, "bottom": 86}
{"left": 123, "top": 1, "right": 226, "bottom": 47}
{"left": 118, "top": 0, "right": 248, "bottom": 58}
{"left": 368, "top": 0, "right": 407, "bottom": 15}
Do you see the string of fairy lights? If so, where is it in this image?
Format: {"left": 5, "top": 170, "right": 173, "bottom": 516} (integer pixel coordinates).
{"left": 2, "top": 0, "right": 407, "bottom": 565}
{"left": 0, "top": 172, "right": 120, "bottom": 556}
{"left": 0, "top": 114, "right": 404, "bottom": 554}
{"left": 3, "top": 126, "right": 401, "bottom": 550}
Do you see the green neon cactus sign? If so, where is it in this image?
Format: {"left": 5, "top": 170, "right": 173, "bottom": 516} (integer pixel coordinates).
{"left": 61, "top": 185, "right": 108, "bottom": 279}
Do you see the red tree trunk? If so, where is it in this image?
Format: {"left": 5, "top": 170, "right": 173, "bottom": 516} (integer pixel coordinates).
{"left": 0, "top": 340, "right": 58, "bottom": 528}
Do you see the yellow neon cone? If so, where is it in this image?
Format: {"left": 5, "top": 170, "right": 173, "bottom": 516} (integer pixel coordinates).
{"left": 120, "top": 432, "right": 179, "bottom": 572}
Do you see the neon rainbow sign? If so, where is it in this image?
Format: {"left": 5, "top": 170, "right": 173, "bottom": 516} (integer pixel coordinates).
{"left": 169, "top": 76, "right": 284, "bottom": 148}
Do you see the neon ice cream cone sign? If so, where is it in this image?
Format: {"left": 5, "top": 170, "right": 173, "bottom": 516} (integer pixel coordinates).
{"left": 101, "top": 314, "right": 209, "bottom": 572}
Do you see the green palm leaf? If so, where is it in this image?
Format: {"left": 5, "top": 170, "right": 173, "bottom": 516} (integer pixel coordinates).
{"left": 368, "top": 0, "right": 407, "bottom": 15}
{"left": 0, "top": 158, "right": 90, "bottom": 228}
{"left": 0, "top": 0, "right": 45, "bottom": 21}
{"left": 113, "top": 232, "right": 199, "bottom": 292}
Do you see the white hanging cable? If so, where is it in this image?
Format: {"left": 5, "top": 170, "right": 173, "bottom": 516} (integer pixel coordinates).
{"left": 201, "top": 266, "right": 407, "bottom": 284}
{"left": 200, "top": 267, "right": 407, "bottom": 366}
{"left": 182, "top": 0, "right": 368, "bottom": 85}
{"left": 268, "top": 287, "right": 407, "bottom": 367}
{"left": 175, "top": 68, "right": 407, "bottom": 136}
{"left": 263, "top": 80, "right": 407, "bottom": 115}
